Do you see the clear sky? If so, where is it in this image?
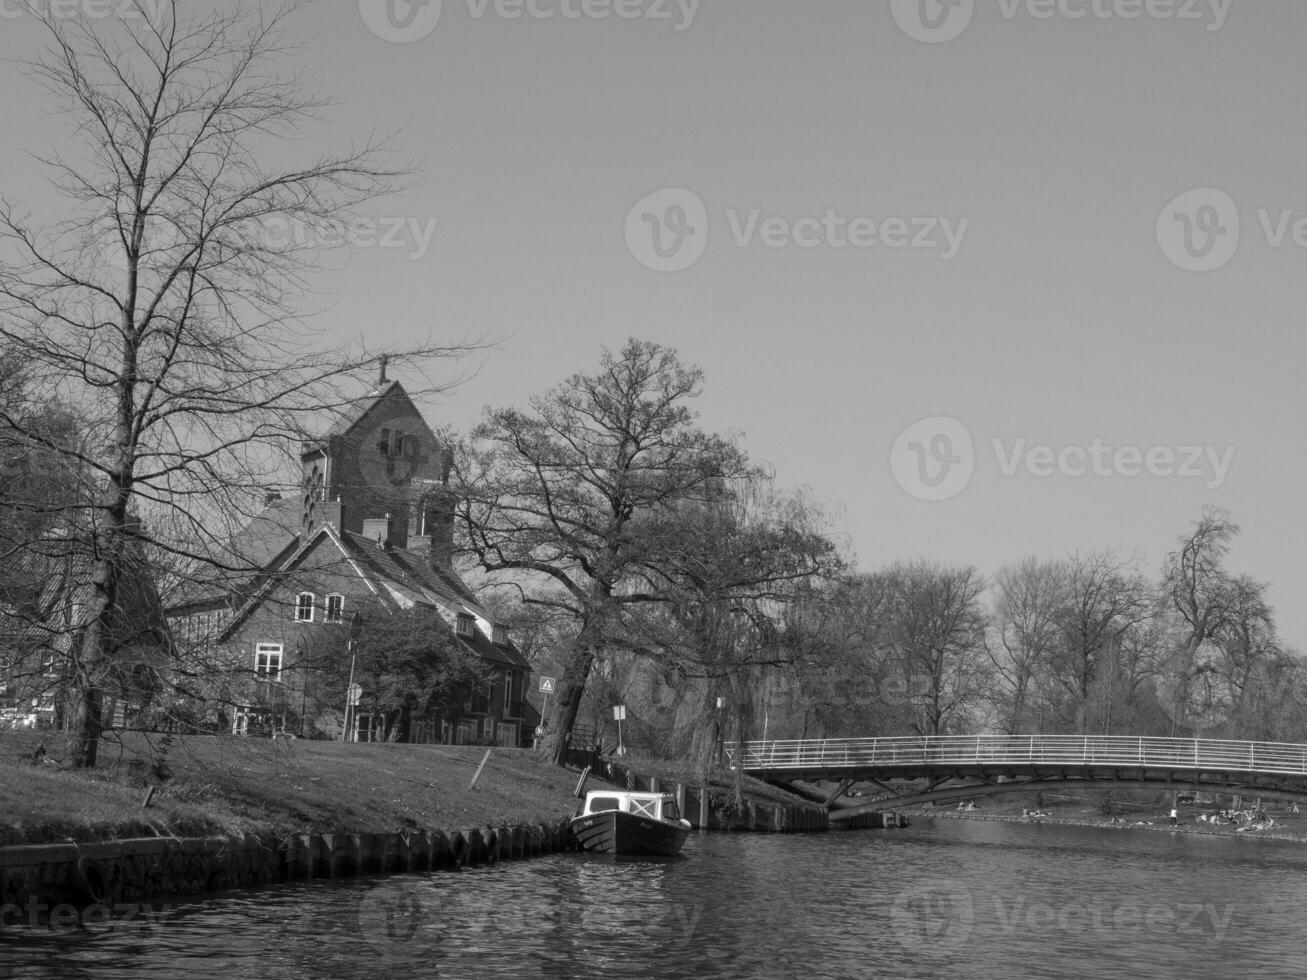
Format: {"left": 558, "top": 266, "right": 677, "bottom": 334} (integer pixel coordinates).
{"left": 1, "top": 1, "right": 1304, "bottom": 647}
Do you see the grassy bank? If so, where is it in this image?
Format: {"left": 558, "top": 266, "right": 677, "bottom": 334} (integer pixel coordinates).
{"left": 0, "top": 730, "right": 803, "bottom": 847}
{"left": 0, "top": 730, "right": 588, "bottom": 847}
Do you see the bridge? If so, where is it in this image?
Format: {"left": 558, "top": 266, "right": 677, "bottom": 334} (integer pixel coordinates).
{"left": 724, "top": 735, "right": 1307, "bottom": 824}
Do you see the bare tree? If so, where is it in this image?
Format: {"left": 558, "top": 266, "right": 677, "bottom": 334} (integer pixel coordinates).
{"left": 0, "top": 2, "right": 469, "bottom": 766}
{"left": 1046, "top": 551, "right": 1155, "bottom": 734}
{"left": 455, "top": 339, "right": 839, "bottom": 765}
{"left": 879, "top": 561, "right": 989, "bottom": 736}
{"left": 987, "top": 557, "right": 1068, "bottom": 734}
{"left": 1160, "top": 509, "right": 1254, "bottom": 735}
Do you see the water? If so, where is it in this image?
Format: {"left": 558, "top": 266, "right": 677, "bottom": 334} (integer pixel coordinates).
{"left": 4, "top": 819, "right": 1307, "bottom": 979}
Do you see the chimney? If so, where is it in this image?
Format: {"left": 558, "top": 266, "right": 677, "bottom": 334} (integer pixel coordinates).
{"left": 362, "top": 513, "right": 393, "bottom": 549}
{"left": 419, "top": 491, "right": 455, "bottom": 570}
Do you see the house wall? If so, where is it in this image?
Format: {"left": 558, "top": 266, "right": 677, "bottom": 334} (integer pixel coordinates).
{"left": 217, "top": 539, "right": 528, "bottom": 747}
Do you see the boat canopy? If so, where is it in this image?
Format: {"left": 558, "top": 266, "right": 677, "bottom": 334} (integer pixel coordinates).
{"left": 582, "top": 791, "right": 681, "bottom": 822}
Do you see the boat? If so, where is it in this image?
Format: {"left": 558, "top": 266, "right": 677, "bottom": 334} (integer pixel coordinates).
{"left": 569, "top": 790, "right": 693, "bottom": 856}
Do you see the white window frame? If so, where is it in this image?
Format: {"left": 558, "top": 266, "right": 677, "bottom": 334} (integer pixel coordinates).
{"left": 456, "top": 613, "right": 474, "bottom": 638}
{"left": 325, "top": 594, "right": 345, "bottom": 624}
{"left": 482, "top": 716, "right": 495, "bottom": 739}
{"left": 502, "top": 669, "right": 513, "bottom": 713}
{"left": 255, "top": 643, "right": 283, "bottom": 682}
{"left": 295, "top": 592, "right": 315, "bottom": 623}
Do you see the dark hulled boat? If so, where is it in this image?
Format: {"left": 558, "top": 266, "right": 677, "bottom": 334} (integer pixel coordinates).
{"left": 569, "top": 790, "right": 692, "bottom": 856}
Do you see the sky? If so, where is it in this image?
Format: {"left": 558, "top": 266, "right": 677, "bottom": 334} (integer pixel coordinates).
{"left": 1, "top": 0, "right": 1304, "bottom": 647}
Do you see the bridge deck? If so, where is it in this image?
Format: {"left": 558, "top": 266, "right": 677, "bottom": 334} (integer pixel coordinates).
{"left": 728, "top": 734, "right": 1307, "bottom": 780}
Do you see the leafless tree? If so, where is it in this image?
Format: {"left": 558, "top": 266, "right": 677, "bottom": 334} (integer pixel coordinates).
{"left": 0, "top": 2, "right": 471, "bottom": 766}
{"left": 1046, "top": 551, "right": 1156, "bottom": 734}
{"left": 987, "top": 557, "right": 1068, "bottom": 733}
{"left": 454, "top": 339, "right": 840, "bottom": 765}
{"left": 878, "top": 561, "right": 989, "bottom": 736}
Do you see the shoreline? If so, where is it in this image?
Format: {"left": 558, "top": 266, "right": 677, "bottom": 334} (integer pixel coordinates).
{"left": 918, "top": 808, "right": 1307, "bottom": 844}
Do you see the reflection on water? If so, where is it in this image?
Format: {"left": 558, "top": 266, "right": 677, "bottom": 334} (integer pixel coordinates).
{"left": 4, "top": 822, "right": 1307, "bottom": 979}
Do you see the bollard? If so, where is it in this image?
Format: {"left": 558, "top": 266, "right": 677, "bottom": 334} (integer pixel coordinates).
{"left": 480, "top": 827, "right": 499, "bottom": 865}
{"left": 448, "top": 830, "right": 470, "bottom": 869}
{"left": 358, "top": 834, "right": 384, "bottom": 873}
{"left": 411, "top": 831, "right": 433, "bottom": 871}
{"left": 286, "top": 834, "right": 313, "bottom": 879}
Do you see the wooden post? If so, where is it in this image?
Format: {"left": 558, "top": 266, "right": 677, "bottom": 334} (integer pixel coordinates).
{"left": 650, "top": 776, "right": 660, "bottom": 793}
{"left": 699, "top": 787, "right": 710, "bottom": 829}
{"left": 469, "top": 748, "right": 493, "bottom": 789}
{"left": 573, "top": 765, "right": 592, "bottom": 799}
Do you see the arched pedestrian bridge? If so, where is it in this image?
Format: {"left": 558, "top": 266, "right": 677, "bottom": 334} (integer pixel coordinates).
{"left": 724, "top": 735, "right": 1307, "bottom": 824}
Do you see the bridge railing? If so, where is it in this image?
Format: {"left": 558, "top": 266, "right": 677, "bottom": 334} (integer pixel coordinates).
{"left": 723, "top": 735, "right": 1307, "bottom": 776}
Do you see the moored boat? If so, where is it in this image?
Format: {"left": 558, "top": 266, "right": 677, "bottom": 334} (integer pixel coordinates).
{"left": 569, "top": 790, "right": 692, "bottom": 856}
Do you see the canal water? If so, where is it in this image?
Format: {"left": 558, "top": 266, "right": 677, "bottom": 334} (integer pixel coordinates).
{"left": 4, "top": 818, "right": 1307, "bottom": 979}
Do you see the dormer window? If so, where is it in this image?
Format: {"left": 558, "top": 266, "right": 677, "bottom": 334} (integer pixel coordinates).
{"left": 456, "top": 613, "right": 475, "bottom": 638}
{"left": 492, "top": 625, "right": 509, "bottom": 647}
{"left": 295, "top": 592, "right": 315, "bottom": 622}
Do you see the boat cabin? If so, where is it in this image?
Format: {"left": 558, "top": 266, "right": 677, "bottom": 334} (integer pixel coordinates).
{"left": 580, "top": 791, "right": 683, "bottom": 823}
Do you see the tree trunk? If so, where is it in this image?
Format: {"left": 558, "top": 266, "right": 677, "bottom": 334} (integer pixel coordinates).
{"left": 62, "top": 547, "right": 117, "bottom": 769}
{"left": 538, "top": 643, "right": 597, "bottom": 766}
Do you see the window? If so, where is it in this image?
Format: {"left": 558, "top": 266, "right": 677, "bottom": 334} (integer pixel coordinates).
{"left": 502, "top": 670, "right": 513, "bottom": 712}
{"left": 255, "top": 643, "right": 283, "bottom": 681}
{"left": 455, "top": 613, "right": 474, "bottom": 638}
{"left": 325, "top": 594, "right": 344, "bottom": 624}
{"left": 295, "top": 593, "right": 315, "bottom": 622}
{"left": 492, "top": 624, "right": 509, "bottom": 647}
{"left": 482, "top": 716, "right": 495, "bottom": 739}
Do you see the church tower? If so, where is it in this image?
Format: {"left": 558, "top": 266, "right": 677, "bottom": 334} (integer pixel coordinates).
{"left": 300, "top": 361, "right": 453, "bottom": 562}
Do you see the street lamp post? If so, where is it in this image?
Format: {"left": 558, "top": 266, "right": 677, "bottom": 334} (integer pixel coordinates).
{"left": 342, "top": 612, "right": 362, "bottom": 742}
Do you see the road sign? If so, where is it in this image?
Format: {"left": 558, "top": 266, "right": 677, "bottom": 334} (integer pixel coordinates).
{"left": 613, "top": 705, "right": 626, "bottom": 721}
{"left": 539, "top": 676, "right": 556, "bottom": 694}
{"left": 535, "top": 726, "right": 544, "bottom": 737}
{"left": 347, "top": 683, "right": 362, "bottom": 706}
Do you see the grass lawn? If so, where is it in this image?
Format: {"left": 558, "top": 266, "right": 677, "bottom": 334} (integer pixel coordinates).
{"left": 0, "top": 729, "right": 588, "bottom": 846}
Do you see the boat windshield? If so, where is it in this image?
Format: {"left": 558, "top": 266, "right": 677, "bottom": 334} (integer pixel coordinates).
{"left": 586, "top": 796, "right": 624, "bottom": 814}
{"left": 662, "top": 799, "right": 680, "bottom": 821}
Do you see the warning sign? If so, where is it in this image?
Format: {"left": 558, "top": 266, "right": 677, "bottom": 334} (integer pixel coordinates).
{"left": 539, "top": 676, "right": 556, "bottom": 694}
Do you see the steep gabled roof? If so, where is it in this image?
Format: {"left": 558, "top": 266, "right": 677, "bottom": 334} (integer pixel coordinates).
{"left": 314, "top": 381, "right": 442, "bottom": 450}
{"left": 216, "top": 524, "right": 530, "bottom": 671}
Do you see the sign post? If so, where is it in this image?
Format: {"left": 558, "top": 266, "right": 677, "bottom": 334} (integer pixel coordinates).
{"left": 536, "top": 676, "right": 556, "bottom": 750}
{"left": 613, "top": 704, "right": 626, "bottom": 756}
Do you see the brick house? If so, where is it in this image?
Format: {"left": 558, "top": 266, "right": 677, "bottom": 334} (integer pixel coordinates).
{"left": 166, "top": 372, "right": 534, "bottom": 746}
